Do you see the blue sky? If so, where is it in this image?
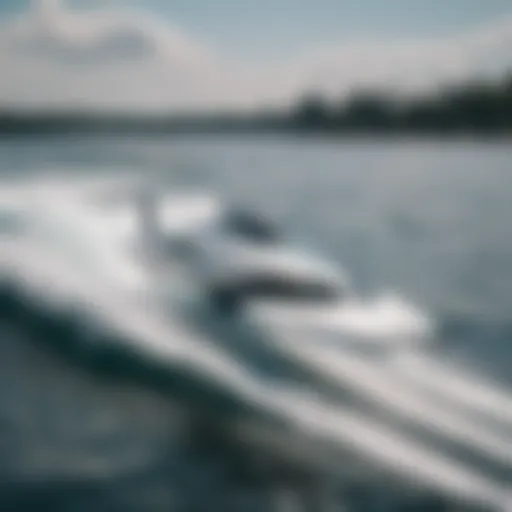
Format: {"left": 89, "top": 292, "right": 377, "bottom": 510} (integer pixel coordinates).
{"left": 135, "top": 0, "right": 512, "bottom": 60}
{"left": 2, "top": 0, "right": 512, "bottom": 60}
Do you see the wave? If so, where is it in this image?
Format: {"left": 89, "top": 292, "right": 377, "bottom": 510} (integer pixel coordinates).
{"left": 1, "top": 173, "right": 511, "bottom": 510}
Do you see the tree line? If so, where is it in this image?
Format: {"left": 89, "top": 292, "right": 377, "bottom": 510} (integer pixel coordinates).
{"left": 293, "top": 74, "right": 512, "bottom": 134}
{"left": 0, "top": 73, "right": 511, "bottom": 136}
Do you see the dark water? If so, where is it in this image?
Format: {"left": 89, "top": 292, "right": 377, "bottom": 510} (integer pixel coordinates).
{"left": 1, "top": 136, "right": 511, "bottom": 511}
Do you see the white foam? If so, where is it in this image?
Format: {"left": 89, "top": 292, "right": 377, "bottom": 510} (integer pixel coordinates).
{"left": 264, "top": 332, "right": 512, "bottom": 469}
{"left": 392, "top": 353, "right": 512, "bottom": 430}
{"left": 1, "top": 173, "right": 510, "bottom": 509}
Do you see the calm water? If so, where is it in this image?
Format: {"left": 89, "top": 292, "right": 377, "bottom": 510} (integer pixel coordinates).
{"left": 1, "top": 136, "right": 511, "bottom": 511}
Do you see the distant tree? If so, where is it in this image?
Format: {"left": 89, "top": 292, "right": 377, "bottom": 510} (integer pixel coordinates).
{"left": 341, "top": 93, "right": 395, "bottom": 131}
{"left": 445, "top": 83, "right": 501, "bottom": 132}
{"left": 500, "top": 73, "right": 512, "bottom": 130}
{"left": 293, "top": 93, "right": 332, "bottom": 130}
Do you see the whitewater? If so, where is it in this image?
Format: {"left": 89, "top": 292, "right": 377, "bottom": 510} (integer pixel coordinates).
{"left": 1, "top": 170, "right": 512, "bottom": 511}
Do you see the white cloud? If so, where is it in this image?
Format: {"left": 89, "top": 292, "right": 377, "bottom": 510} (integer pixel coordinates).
{"left": 0, "top": 0, "right": 511, "bottom": 111}
{"left": 6, "top": 0, "right": 212, "bottom": 67}
{"left": 280, "top": 19, "right": 512, "bottom": 101}
{"left": 0, "top": 0, "right": 230, "bottom": 111}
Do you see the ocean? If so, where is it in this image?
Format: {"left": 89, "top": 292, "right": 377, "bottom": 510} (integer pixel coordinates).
{"left": 1, "top": 135, "right": 512, "bottom": 511}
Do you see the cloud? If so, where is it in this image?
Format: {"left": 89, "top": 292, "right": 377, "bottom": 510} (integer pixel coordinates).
{"left": 279, "top": 19, "right": 512, "bottom": 100}
{"left": 0, "top": 0, "right": 511, "bottom": 111}
{"left": 4, "top": 0, "right": 211, "bottom": 66}
{"left": 0, "top": 0, "right": 230, "bottom": 111}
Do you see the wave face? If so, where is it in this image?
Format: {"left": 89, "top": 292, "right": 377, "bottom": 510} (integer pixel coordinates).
{"left": 1, "top": 138, "right": 512, "bottom": 511}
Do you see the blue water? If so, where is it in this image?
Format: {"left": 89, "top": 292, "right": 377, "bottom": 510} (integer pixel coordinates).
{"left": 1, "top": 136, "right": 512, "bottom": 511}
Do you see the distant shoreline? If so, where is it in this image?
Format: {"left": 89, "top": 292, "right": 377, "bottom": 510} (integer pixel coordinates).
{"left": 1, "top": 73, "right": 511, "bottom": 139}
{"left": 0, "top": 124, "right": 510, "bottom": 141}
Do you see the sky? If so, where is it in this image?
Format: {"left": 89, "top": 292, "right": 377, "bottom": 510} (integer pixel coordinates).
{"left": 0, "top": 0, "right": 511, "bottom": 111}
